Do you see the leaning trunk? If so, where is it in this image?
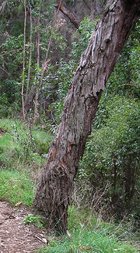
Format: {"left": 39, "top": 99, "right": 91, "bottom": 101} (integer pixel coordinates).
{"left": 34, "top": 0, "right": 140, "bottom": 233}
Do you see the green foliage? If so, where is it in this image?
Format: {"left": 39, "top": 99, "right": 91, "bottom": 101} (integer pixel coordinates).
{"left": 0, "top": 119, "right": 52, "bottom": 167}
{"left": 32, "top": 129, "right": 53, "bottom": 154}
{"left": 80, "top": 96, "right": 140, "bottom": 217}
{"left": 49, "top": 60, "right": 76, "bottom": 123}
{"left": 0, "top": 34, "right": 23, "bottom": 74}
{"left": 0, "top": 81, "right": 21, "bottom": 117}
{"left": 0, "top": 0, "right": 24, "bottom": 17}
{"left": 39, "top": 207, "right": 138, "bottom": 253}
{"left": 0, "top": 169, "right": 34, "bottom": 206}
{"left": 23, "top": 214, "right": 45, "bottom": 228}
{"left": 108, "top": 20, "right": 140, "bottom": 98}
{"left": 71, "top": 17, "right": 97, "bottom": 60}
{"left": 81, "top": 96, "right": 139, "bottom": 172}
{"left": 0, "top": 0, "right": 67, "bottom": 118}
{"left": 0, "top": 119, "right": 34, "bottom": 167}
{"left": 0, "top": 34, "right": 24, "bottom": 116}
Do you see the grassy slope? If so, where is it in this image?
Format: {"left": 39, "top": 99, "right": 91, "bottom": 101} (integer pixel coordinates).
{"left": 0, "top": 118, "right": 52, "bottom": 167}
{"left": 0, "top": 169, "right": 34, "bottom": 206}
{"left": 0, "top": 118, "right": 52, "bottom": 205}
{"left": 0, "top": 119, "right": 138, "bottom": 253}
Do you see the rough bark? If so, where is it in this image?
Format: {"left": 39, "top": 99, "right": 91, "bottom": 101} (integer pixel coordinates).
{"left": 55, "top": 0, "right": 80, "bottom": 28}
{"left": 34, "top": 0, "right": 140, "bottom": 233}
{"left": 90, "top": 0, "right": 107, "bottom": 19}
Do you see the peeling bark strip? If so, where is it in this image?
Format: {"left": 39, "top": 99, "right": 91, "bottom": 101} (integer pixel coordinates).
{"left": 34, "top": 0, "right": 140, "bottom": 233}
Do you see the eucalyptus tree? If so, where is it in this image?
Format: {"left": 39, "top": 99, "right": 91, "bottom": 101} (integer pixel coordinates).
{"left": 34, "top": 0, "right": 140, "bottom": 233}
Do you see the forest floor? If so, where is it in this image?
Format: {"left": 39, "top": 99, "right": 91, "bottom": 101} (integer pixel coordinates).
{"left": 0, "top": 201, "right": 48, "bottom": 253}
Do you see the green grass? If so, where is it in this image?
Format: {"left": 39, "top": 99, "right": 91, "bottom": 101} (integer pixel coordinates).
{"left": 0, "top": 118, "right": 53, "bottom": 205}
{"left": 0, "top": 118, "right": 25, "bottom": 132}
{"left": 39, "top": 229, "right": 138, "bottom": 253}
{"left": 0, "top": 118, "right": 53, "bottom": 167}
{"left": 32, "top": 129, "right": 53, "bottom": 154}
{"left": 23, "top": 214, "right": 45, "bottom": 228}
{"left": 0, "top": 169, "right": 34, "bottom": 206}
{"left": 38, "top": 206, "right": 138, "bottom": 253}
{"left": 0, "top": 118, "right": 32, "bottom": 166}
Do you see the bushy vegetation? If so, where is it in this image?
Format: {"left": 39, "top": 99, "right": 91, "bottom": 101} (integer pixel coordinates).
{"left": 79, "top": 96, "right": 140, "bottom": 218}
{"left": 0, "top": 118, "right": 53, "bottom": 168}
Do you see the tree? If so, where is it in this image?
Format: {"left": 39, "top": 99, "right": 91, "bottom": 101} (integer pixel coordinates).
{"left": 34, "top": 0, "right": 140, "bottom": 233}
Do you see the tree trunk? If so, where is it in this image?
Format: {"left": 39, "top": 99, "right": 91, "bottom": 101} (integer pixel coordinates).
{"left": 34, "top": 0, "right": 140, "bottom": 233}
{"left": 124, "top": 155, "right": 135, "bottom": 211}
{"left": 91, "top": 0, "right": 107, "bottom": 19}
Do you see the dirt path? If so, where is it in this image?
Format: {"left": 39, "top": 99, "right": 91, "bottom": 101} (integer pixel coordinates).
{"left": 0, "top": 201, "right": 48, "bottom": 253}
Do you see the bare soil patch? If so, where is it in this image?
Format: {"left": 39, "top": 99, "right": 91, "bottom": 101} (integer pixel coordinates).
{"left": 0, "top": 201, "right": 48, "bottom": 253}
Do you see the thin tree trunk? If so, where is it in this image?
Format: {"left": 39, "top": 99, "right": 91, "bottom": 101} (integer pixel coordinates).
{"left": 33, "top": 3, "right": 41, "bottom": 124}
{"left": 34, "top": 0, "right": 140, "bottom": 233}
{"left": 124, "top": 155, "right": 135, "bottom": 211}
{"left": 21, "top": 0, "right": 27, "bottom": 121}
{"left": 26, "top": 5, "right": 33, "bottom": 101}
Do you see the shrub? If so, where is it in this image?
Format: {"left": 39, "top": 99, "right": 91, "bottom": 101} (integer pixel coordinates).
{"left": 79, "top": 96, "right": 140, "bottom": 218}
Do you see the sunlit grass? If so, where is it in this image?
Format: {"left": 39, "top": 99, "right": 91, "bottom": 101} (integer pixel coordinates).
{"left": 39, "top": 226, "right": 137, "bottom": 253}
{"left": 38, "top": 206, "right": 138, "bottom": 253}
{"left": 0, "top": 118, "right": 52, "bottom": 167}
{"left": 0, "top": 169, "right": 34, "bottom": 206}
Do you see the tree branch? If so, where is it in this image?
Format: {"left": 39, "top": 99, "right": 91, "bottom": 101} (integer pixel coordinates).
{"left": 55, "top": 0, "right": 80, "bottom": 29}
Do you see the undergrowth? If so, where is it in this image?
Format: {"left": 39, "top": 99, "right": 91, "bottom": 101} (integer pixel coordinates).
{"left": 0, "top": 169, "right": 34, "bottom": 206}
{"left": 0, "top": 118, "right": 139, "bottom": 253}
{"left": 0, "top": 118, "right": 52, "bottom": 168}
{"left": 23, "top": 214, "right": 45, "bottom": 228}
{"left": 39, "top": 231, "right": 137, "bottom": 253}
{"left": 38, "top": 206, "right": 138, "bottom": 253}
{"left": 0, "top": 118, "right": 52, "bottom": 206}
